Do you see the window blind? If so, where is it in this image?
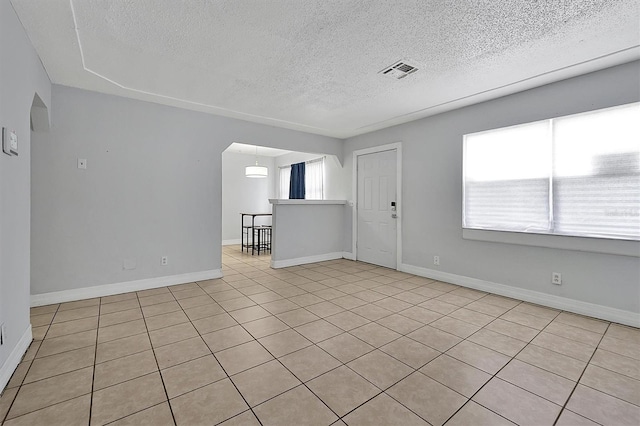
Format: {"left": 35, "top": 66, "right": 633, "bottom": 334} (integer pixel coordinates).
{"left": 553, "top": 104, "right": 640, "bottom": 239}
{"left": 463, "top": 102, "right": 640, "bottom": 241}
{"left": 464, "top": 121, "right": 551, "bottom": 232}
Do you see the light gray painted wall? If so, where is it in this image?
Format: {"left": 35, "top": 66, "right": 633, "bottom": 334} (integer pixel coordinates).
{"left": 274, "top": 152, "right": 347, "bottom": 200}
{"left": 0, "top": 0, "right": 51, "bottom": 386}
{"left": 222, "top": 151, "right": 274, "bottom": 242}
{"left": 343, "top": 61, "right": 640, "bottom": 314}
{"left": 31, "top": 85, "right": 341, "bottom": 295}
{"left": 271, "top": 203, "right": 346, "bottom": 261}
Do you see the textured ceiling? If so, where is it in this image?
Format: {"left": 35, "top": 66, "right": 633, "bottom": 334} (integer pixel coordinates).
{"left": 11, "top": 0, "right": 640, "bottom": 138}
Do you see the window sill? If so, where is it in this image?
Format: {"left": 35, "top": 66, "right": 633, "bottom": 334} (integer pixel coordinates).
{"left": 462, "top": 228, "right": 639, "bottom": 257}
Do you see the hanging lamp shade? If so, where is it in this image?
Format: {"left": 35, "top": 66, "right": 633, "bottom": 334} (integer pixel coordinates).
{"left": 246, "top": 146, "right": 268, "bottom": 178}
{"left": 246, "top": 161, "right": 268, "bottom": 178}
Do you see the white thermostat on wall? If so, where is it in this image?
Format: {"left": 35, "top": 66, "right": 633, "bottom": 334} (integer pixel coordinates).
{"left": 2, "top": 128, "right": 18, "bottom": 156}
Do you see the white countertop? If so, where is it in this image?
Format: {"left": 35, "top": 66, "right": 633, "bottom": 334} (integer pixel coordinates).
{"left": 269, "top": 199, "right": 348, "bottom": 205}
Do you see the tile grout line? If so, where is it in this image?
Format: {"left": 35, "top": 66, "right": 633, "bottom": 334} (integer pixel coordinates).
{"left": 212, "top": 262, "right": 348, "bottom": 422}
{"left": 233, "top": 319, "right": 345, "bottom": 422}
{"left": 135, "top": 291, "right": 178, "bottom": 426}
{"left": 581, "top": 348, "right": 640, "bottom": 382}
{"left": 222, "top": 257, "right": 468, "bottom": 425}
{"left": 223, "top": 254, "right": 539, "bottom": 426}
{"left": 14, "top": 249, "right": 637, "bottom": 425}
{"left": 179, "top": 280, "right": 265, "bottom": 426}
{"left": 0, "top": 303, "right": 62, "bottom": 425}
{"left": 437, "top": 300, "right": 556, "bottom": 426}
{"left": 551, "top": 322, "right": 611, "bottom": 426}
{"left": 87, "top": 298, "right": 102, "bottom": 425}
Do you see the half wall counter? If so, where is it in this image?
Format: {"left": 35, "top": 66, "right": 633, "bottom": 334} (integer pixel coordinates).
{"left": 268, "top": 199, "right": 352, "bottom": 268}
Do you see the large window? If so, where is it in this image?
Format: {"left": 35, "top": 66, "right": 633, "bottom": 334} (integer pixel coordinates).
{"left": 278, "top": 157, "right": 324, "bottom": 200}
{"left": 463, "top": 103, "right": 640, "bottom": 241}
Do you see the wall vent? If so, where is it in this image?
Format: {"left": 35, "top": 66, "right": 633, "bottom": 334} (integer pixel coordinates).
{"left": 380, "top": 60, "right": 419, "bottom": 80}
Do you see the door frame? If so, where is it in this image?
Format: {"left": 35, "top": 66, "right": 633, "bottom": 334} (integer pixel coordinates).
{"left": 351, "top": 142, "right": 403, "bottom": 269}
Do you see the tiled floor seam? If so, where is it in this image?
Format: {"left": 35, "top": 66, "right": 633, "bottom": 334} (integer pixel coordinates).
{"left": 0, "top": 304, "right": 62, "bottom": 425}
{"left": 1, "top": 393, "right": 93, "bottom": 425}
{"left": 136, "top": 292, "right": 178, "bottom": 426}
{"left": 101, "top": 401, "right": 169, "bottom": 426}
{"left": 587, "top": 349, "right": 640, "bottom": 382}
{"left": 229, "top": 307, "right": 345, "bottom": 422}
{"left": 18, "top": 249, "right": 624, "bottom": 426}
{"left": 577, "top": 382, "right": 640, "bottom": 408}
{"left": 87, "top": 299, "right": 101, "bottom": 425}
{"left": 550, "top": 321, "right": 630, "bottom": 425}
{"left": 176, "top": 283, "right": 266, "bottom": 425}
{"left": 236, "top": 300, "right": 429, "bottom": 424}
{"left": 436, "top": 298, "right": 555, "bottom": 425}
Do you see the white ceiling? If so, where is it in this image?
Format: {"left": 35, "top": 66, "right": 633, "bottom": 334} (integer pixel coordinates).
{"left": 11, "top": 0, "right": 640, "bottom": 139}
{"left": 225, "top": 142, "right": 292, "bottom": 157}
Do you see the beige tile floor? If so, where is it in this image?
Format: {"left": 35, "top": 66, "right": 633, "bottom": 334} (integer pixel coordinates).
{"left": 1, "top": 245, "right": 639, "bottom": 425}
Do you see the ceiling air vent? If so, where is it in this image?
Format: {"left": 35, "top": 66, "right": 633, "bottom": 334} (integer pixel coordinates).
{"left": 380, "top": 60, "right": 418, "bottom": 80}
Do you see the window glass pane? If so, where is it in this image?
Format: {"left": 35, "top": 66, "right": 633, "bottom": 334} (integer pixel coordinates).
{"left": 279, "top": 166, "right": 291, "bottom": 199}
{"left": 305, "top": 158, "right": 324, "bottom": 200}
{"left": 464, "top": 121, "right": 551, "bottom": 232}
{"left": 553, "top": 103, "right": 640, "bottom": 239}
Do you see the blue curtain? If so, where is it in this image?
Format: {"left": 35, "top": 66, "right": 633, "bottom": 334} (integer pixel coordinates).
{"left": 289, "top": 162, "right": 305, "bottom": 199}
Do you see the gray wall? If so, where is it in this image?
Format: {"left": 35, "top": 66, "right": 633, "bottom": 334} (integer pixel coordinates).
{"left": 222, "top": 151, "right": 275, "bottom": 242}
{"left": 0, "top": 0, "right": 51, "bottom": 386}
{"left": 344, "top": 61, "right": 640, "bottom": 314}
{"left": 31, "top": 85, "right": 341, "bottom": 295}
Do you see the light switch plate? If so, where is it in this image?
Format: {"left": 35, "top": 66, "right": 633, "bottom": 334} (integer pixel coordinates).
{"left": 2, "top": 128, "right": 18, "bottom": 156}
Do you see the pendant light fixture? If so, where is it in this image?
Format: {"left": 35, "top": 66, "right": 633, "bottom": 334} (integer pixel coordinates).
{"left": 245, "top": 145, "right": 268, "bottom": 178}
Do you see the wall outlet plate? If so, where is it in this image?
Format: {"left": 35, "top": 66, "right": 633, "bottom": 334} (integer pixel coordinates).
{"left": 552, "top": 272, "right": 562, "bottom": 285}
{"left": 2, "top": 128, "right": 18, "bottom": 156}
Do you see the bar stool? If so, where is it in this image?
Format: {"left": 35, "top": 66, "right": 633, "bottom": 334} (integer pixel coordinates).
{"left": 253, "top": 225, "right": 271, "bottom": 255}
{"left": 242, "top": 225, "right": 253, "bottom": 253}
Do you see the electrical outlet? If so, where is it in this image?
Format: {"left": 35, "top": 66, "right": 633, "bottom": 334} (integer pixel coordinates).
{"left": 552, "top": 272, "right": 562, "bottom": 285}
{"left": 161, "top": 256, "right": 168, "bottom": 266}
{"left": 433, "top": 256, "right": 440, "bottom": 266}
{"left": 0, "top": 323, "right": 6, "bottom": 345}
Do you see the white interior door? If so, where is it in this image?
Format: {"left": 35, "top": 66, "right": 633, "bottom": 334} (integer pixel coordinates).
{"left": 357, "top": 149, "right": 397, "bottom": 268}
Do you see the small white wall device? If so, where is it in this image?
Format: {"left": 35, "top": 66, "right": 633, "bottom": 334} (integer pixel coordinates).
{"left": 2, "top": 127, "right": 18, "bottom": 156}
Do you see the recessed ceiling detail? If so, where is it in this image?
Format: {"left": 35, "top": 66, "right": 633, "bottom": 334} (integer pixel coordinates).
{"left": 380, "top": 60, "right": 419, "bottom": 80}
{"left": 10, "top": 0, "right": 640, "bottom": 139}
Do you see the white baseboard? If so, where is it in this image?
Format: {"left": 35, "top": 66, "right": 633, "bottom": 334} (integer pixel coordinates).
{"left": 30, "top": 269, "right": 223, "bottom": 307}
{"left": 271, "top": 252, "right": 345, "bottom": 269}
{"left": 222, "top": 239, "right": 242, "bottom": 246}
{"left": 0, "top": 325, "right": 32, "bottom": 393}
{"left": 399, "top": 263, "right": 640, "bottom": 328}
{"left": 342, "top": 251, "right": 356, "bottom": 261}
